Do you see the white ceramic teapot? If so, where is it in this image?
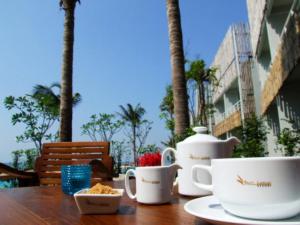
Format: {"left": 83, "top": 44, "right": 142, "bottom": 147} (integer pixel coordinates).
{"left": 161, "top": 126, "right": 240, "bottom": 196}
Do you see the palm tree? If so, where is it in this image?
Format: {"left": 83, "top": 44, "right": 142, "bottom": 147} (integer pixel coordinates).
{"left": 32, "top": 82, "right": 61, "bottom": 117}
{"left": 59, "top": 0, "right": 80, "bottom": 141}
{"left": 118, "top": 104, "right": 146, "bottom": 166}
{"left": 32, "top": 82, "right": 81, "bottom": 117}
{"left": 185, "top": 60, "right": 218, "bottom": 126}
{"left": 166, "top": 0, "right": 190, "bottom": 136}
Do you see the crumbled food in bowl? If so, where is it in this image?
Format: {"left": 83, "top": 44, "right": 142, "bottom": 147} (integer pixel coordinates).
{"left": 87, "top": 183, "right": 119, "bottom": 194}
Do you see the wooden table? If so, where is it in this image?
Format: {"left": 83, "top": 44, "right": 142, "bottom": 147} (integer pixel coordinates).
{"left": 0, "top": 181, "right": 211, "bottom": 225}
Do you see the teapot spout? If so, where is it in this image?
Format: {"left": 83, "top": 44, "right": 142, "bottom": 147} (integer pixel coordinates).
{"left": 225, "top": 136, "right": 240, "bottom": 151}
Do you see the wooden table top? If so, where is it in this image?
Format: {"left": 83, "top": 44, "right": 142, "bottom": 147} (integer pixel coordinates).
{"left": 0, "top": 181, "right": 212, "bottom": 225}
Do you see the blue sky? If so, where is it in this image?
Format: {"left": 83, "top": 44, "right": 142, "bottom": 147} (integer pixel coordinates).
{"left": 0, "top": 0, "right": 248, "bottom": 162}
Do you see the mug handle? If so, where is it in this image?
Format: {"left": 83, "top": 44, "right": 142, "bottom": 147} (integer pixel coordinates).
{"left": 191, "top": 165, "right": 213, "bottom": 192}
{"left": 161, "top": 147, "right": 177, "bottom": 166}
{"left": 171, "top": 176, "right": 179, "bottom": 194}
{"left": 125, "top": 169, "right": 136, "bottom": 199}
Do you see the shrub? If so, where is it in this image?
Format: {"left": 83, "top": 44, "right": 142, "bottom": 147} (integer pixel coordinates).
{"left": 233, "top": 115, "right": 268, "bottom": 157}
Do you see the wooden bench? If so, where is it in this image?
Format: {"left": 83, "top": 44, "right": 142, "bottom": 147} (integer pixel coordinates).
{"left": 36, "top": 142, "right": 113, "bottom": 186}
{"left": 0, "top": 163, "right": 38, "bottom": 187}
{"left": 0, "top": 142, "right": 113, "bottom": 187}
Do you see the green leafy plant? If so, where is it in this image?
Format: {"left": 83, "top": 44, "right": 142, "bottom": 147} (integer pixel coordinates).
{"left": 81, "top": 113, "right": 124, "bottom": 142}
{"left": 233, "top": 115, "right": 268, "bottom": 157}
{"left": 110, "top": 140, "right": 128, "bottom": 175}
{"left": 160, "top": 85, "right": 176, "bottom": 147}
{"left": 24, "top": 149, "right": 38, "bottom": 170}
{"left": 137, "top": 144, "right": 160, "bottom": 156}
{"left": 4, "top": 95, "right": 59, "bottom": 154}
{"left": 159, "top": 85, "right": 196, "bottom": 148}
{"left": 160, "top": 59, "right": 217, "bottom": 147}
{"left": 11, "top": 150, "right": 24, "bottom": 170}
{"left": 277, "top": 127, "right": 300, "bottom": 156}
{"left": 81, "top": 113, "right": 125, "bottom": 176}
{"left": 11, "top": 148, "right": 38, "bottom": 170}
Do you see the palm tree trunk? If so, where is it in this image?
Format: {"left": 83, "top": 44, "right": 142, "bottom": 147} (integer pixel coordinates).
{"left": 133, "top": 126, "right": 137, "bottom": 166}
{"left": 166, "top": 0, "right": 190, "bottom": 136}
{"left": 59, "top": 2, "right": 76, "bottom": 141}
{"left": 197, "top": 83, "right": 202, "bottom": 125}
{"left": 199, "top": 82, "right": 207, "bottom": 126}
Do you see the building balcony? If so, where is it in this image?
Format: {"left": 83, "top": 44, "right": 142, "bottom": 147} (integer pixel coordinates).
{"left": 214, "top": 100, "right": 241, "bottom": 125}
{"left": 213, "top": 101, "right": 242, "bottom": 137}
{"left": 212, "top": 60, "right": 238, "bottom": 103}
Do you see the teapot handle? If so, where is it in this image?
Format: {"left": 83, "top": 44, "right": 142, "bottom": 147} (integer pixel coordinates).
{"left": 161, "top": 147, "right": 177, "bottom": 166}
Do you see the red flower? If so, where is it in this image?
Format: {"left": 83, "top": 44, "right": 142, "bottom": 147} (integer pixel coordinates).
{"left": 138, "top": 152, "right": 161, "bottom": 167}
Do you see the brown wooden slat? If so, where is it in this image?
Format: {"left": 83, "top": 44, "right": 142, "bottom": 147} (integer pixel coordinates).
{"left": 39, "top": 172, "right": 61, "bottom": 178}
{"left": 43, "top": 147, "right": 108, "bottom": 154}
{"left": 39, "top": 166, "right": 61, "bottom": 172}
{"left": 40, "top": 159, "right": 92, "bottom": 166}
{"left": 43, "top": 142, "right": 109, "bottom": 148}
{"left": 39, "top": 178, "right": 61, "bottom": 185}
{"left": 42, "top": 154, "right": 104, "bottom": 160}
{"left": 39, "top": 172, "right": 60, "bottom": 178}
{"left": 40, "top": 178, "right": 103, "bottom": 186}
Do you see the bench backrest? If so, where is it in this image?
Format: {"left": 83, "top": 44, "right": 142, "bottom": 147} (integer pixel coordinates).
{"left": 36, "top": 142, "right": 113, "bottom": 186}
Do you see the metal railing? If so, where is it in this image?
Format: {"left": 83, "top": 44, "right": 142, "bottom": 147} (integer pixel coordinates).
{"left": 214, "top": 100, "right": 241, "bottom": 124}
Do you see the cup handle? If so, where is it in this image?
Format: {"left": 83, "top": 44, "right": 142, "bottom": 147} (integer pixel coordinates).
{"left": 173, "top": 176, "right": 178, "bottom": 187}
{"left": 191, "top": 165, "right": 213, "bottom": 192}
{"left": 161, "top": 147, "right": 177, "bottom": 166}
{"left": 125, "top": 169, "right": 136, "bottom": 199}
{"left": 171, "top": 176, "right": 179, "bottom": 194}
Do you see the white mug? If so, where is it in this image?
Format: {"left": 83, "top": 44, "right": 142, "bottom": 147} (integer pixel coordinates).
{"left": 125, "top": 164, "right": 181, "bottom": 204}
{"left": 192, "top": 157, "right": 300, "bottom": 220}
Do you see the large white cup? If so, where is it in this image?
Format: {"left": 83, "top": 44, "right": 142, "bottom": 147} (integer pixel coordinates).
{"left": 125, "top": 164, "right": 181, "bottom": 204}
{"left": 192, "top": 157, "right": 300, "bottom": 220}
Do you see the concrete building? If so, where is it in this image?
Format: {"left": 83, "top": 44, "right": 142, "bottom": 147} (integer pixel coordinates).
{"left": 247, "top": 0, "right": 300, "bottom": 155}
{"left": 210, "top": 24, "right": 255, "bottom": 138}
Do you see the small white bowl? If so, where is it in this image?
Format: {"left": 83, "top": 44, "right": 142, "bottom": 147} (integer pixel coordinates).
{"left": 74, "top": 188, "right": 124, "bottom": 214}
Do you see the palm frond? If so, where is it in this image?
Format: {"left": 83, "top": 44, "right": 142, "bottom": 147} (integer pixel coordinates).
{"left": 72, "top": 93, "right": 82, "bottom": 106}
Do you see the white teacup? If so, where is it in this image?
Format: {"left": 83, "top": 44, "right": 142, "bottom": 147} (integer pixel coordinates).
{"left": 125, "top": 164, "right": 181, "bottom": 204}
{"left": 192, "top": 157, "right": 300, "bottom": 220}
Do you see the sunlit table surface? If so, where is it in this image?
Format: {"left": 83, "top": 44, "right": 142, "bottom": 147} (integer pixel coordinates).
{"left": 0, "top": 180, "right": 214, "bottom": 225}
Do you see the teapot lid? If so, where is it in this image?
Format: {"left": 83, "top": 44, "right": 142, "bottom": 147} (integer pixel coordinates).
{"left": 181, "top": 127, "right": 219, "bottom": 143}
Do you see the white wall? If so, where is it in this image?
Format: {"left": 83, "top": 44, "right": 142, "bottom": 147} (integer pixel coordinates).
{"left": 247, "top": 0, "right": 267, "bottom": 54}
{"left": 265, "top": 103, "right": 281, "bottom": 156}
{"left": 224, "top": 85, "right": 240, "bottom": 111}
{"left": 266, "top": 12, "right": 288, "bottom": 59}
{"left": 276, "top": 81, "right": 300, "bottom": 130}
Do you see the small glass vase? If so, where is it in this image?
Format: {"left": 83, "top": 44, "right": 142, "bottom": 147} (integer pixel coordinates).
{"left": 61, "top": 165, "right": 91, "bottom": 195}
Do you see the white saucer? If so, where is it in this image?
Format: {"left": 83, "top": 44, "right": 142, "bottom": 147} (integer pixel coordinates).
{"left": 184, "top": 196, "right": 300, "bottom": 225}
